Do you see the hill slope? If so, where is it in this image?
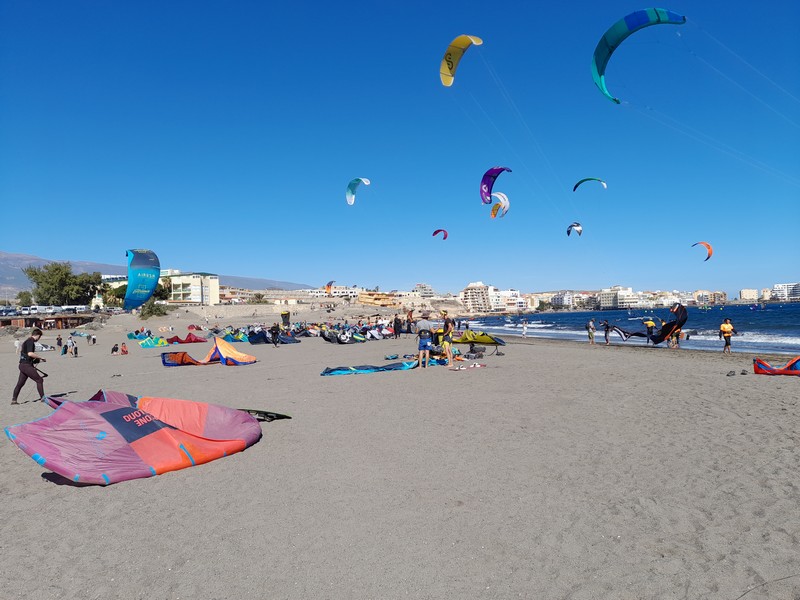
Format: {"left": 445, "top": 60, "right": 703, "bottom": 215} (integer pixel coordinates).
{"left": 0, "top": 251, "right": 314, "bottom": 294}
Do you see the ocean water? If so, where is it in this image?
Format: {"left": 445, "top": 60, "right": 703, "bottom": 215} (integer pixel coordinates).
{"left": 464, "top": 303, "right": 800, "bottom": 356}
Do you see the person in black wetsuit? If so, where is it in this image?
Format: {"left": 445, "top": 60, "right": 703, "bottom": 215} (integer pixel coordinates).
{"left": 11, "top": 328, "right": 46, "bottom": 405}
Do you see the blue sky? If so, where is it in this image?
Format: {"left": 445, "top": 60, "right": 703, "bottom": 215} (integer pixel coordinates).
{"left": 2, "top": 1, "right": 798, "bottom": 297}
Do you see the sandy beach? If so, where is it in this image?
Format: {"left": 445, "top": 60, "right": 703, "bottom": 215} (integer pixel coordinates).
{"left": 2, "top": 307, "right": 798, "bottom": 599}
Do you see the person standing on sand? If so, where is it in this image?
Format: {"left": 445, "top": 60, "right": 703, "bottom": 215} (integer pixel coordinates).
{"left": 586, "top": 319, "right": 596, "bottom": 345}
{"left": 11, "top": 328, "right": 46, "bottom": 405}
{"left": 521, "top": 319, "right": 528, "bottom": 338}
{"left": 441, "top": 311, "right": 455, "bottom": 367}
{"left": 599, "top": 320, "right": 612, "bottom": 346}
{"left": 719, "top": 318, "right": 737, "bottom": 354}
{"left": 393, "top": 314, "right": 402, "bottom": 339}
{"left": 415, "top": 312, "right": 434, "bottom": 369}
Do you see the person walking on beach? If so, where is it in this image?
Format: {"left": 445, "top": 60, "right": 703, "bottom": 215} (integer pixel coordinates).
{"left": 415, "top": 312, "right": 434, "bottom": 369}
{"left": 521, "top": 319, "right": 528, "bottom": 338}
{"left": 719, "top": 318, "right": 737, "bottom": 354}
{"left": 11, "top": 328, "right": 46, "bottom": 405}
{"left": 66, "top": 335, "right": 76, "bottom": 357}
{"left": 56, "top": 334, "right": 63, "bottom": 348}
{"left": 586, "top": 319, "right": 596, "bottom": 345}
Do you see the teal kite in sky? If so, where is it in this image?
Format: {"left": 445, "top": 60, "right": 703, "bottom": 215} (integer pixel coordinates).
{"left": 573, "top": 178, "right": 607, "bottom": 192}
{"left": 591, "top": 8, "right": 686, "bottom": 104}
{"left": 123, "top": 249, "right": 160, "bottom": 311}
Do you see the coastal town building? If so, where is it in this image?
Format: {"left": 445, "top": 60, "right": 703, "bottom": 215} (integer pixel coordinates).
{"left": 760, "top": 288, "right": 772, "bottom": 301}
{"left": 357, "top": 291, "right": 401, "bottom": 307}
{"left": 413, "top": 283, "right": 436, "bottom": 298}
{"left": 308, "top": 285, "right": 363, "bottom": 298}
{"left": 739, "top": 288, "right": 759, "bottom": 301}
{"left": 598, "top": 286, "right": 633, "bottom": 309}
{"left": 551, "top": 291, "right": 573, "bottom": 308}
{"left": 165, "top": 272, "right": 220, "bottom": 306}
{"left": 459, "top": 282, "right": 492, "bottom": 313}
{"left": 771, "top": 282, "right": 800, "bottom": 301}
{"left": 494, "top": 289, "right": 527, "bottom": 312}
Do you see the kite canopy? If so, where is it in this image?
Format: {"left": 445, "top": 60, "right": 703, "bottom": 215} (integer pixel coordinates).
{"left": 123, "top": 249, "right": 160, "bottom": 311}
{"left": 4, "top": 390, "right": 263, "bottom": 485}
{"left": 591, "top": 8, "right": 686, "bottom": 104}
{"left": 432, "top": 229, "right": 448, "bottom": 240}
{"left": 692, "top": 241, "right": 713, "bottom": 261}
{"left": 453, "top": 330, "right": 506, "bottom": 346}
{"left": 161, "top": 337, "right": 256, "bottom": 366}
{"left": 490, "top": 192, "right": 509, "bottom": 219}
{"left": 650, "top": 303, "right": 688, "bottom": 345}
{"left": 325, "top": 280, "right": 335, "bottom": 295}
{"left": 440, "top": 34, "right": 483, "bottom": 87}
{"left": 573, "top": 178, "right": 607, "bottom": 192}
{"left": 753, "top": 356, "right": 800, "bottom": 376}
{"left": 480, "top": 166, "right": 511, "bottom": 205}
{"left": 345, "top": 178, "right": 370, "bottom": 205}
{"left": 567, "top": 222, "right": 583, "bottom": 236}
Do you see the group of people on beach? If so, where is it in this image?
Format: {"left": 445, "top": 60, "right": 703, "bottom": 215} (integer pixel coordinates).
{"left": 414, "top": 310, "right": 456, "bottom": 369}
{"left": 585, "top": 316, "right": 739, "bottom": 352}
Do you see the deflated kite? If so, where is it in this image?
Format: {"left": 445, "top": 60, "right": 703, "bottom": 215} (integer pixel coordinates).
{"left": 480, "top": 166, "right": 511, "bottom": 205}
{"left": 573, "top": 178, "right": 607, "bottom": 192}
{"left": 591, "top": 8, "right": 686, "bottom": 104}
{"left": 692, "top": 241, "right": 713, "bottom": 261}
{"left": 490, "top": 192, "right": 509, "bottom": 219}
{"left": 123, "top": 249, "right": 160, "bottom": 311}
{"left": 346, "top": 178, "right": 370, "bottom": 205}
{"left": 5, "top": 390, "right": 264, "bottom": 485}
{"left": 567, "top": 222, "right": 583, "bottom": 236}
{"left": 440, "top": 35, "right": 483, "bottom": 87}
{"left": 432, "top": 229, "right": 448, "bottom": 240}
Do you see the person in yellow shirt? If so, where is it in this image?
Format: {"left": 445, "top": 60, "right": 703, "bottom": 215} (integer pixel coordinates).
{"left": 719, "top": 318, "right": 737, "bottom": 354}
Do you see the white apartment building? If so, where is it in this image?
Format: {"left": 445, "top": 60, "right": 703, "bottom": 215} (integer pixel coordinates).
{"left": 413, "top": 283, "right": 436, "bottom": 298}
{"left": 167, "top": 272, "right": 220, "bottom": 306}
{"left": 459, "top": 282, "right": 492, "bottom": 312}
{"left": 739, "top": 289, "right": 759, "bottom": 301}
{"left": 494, "top": 289, "right": 527, "bottom": 311}
{"left": 771, "top": 282, "right": 800, "bottom": 301}
{"left": 551, "top": 291, "right": 573, "bottom": 308}
{"left": 598, "top": 286, "right": 633, "bottom": 309}
{"left": 308, "top": 286, "right": 363, "bottom": 298}
{"left": 760, "top": 288, "right": 772, "bottom": 300}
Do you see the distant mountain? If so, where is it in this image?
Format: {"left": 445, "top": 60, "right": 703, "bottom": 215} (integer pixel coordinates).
{"left": 0, "top": 251, "right": 314, "bottom": 294}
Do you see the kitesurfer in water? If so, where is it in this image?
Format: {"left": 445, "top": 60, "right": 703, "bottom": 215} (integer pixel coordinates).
{"left": 11, "top": 328, "right": 46, "bottom": 405}
{"left": 719, "top": 318, "right": 737, "bottom": 354}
